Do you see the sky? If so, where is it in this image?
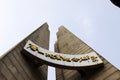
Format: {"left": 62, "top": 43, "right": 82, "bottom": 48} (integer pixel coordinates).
{"left": 0, "top": 0, "right": 120, "bottom": 80}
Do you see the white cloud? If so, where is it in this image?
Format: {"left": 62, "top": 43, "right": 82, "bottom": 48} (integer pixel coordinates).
{"left": 82, "top": 18, "right": 94, "bottom": 35}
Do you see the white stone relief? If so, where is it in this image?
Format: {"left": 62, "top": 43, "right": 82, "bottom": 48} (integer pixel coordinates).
{"left": 24, "top": 40, "right": 103, "bottom": 69}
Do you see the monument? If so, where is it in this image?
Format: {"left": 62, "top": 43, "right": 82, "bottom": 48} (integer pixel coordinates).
{"left": 0, "top": 23, "right": 49, "bottom": 80}
{"left": 0, "top": 23, "right": 120, "bottom": 80}
{"left": 55, "top": 26, "right": 120, "bottom": 80}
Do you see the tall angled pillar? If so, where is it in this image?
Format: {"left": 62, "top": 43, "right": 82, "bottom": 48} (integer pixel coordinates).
{"left": 0, "top": 23, "right": 50, "bottom": 80}
{"left": 55, "top": 26, "right": 120, "bottom": 80}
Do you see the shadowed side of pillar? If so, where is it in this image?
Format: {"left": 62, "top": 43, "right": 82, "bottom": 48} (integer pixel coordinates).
{"left": 0, "top": 23, "right": 50, "bottom": 80}
{"left": 55, "top": 26, "right": 120, "bottom": 80}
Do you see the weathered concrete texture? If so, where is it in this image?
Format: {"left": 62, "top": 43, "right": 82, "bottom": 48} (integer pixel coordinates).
{"left": 55, "top": 26, "right": 120, "bottom": 80}
{"left": 0, "top": 23, "right": 50, "bottom": 80}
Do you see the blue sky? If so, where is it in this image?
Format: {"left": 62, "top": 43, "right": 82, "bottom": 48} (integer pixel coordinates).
{"left": 0, "top": 0, "right": 120, "bottom": 80}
